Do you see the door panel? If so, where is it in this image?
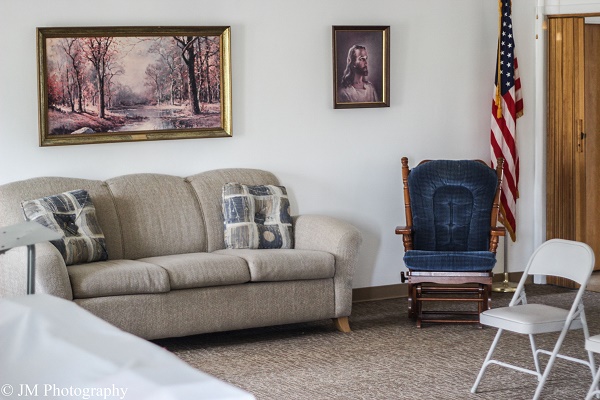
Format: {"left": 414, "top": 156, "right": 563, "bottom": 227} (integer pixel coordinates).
{"left": 585, "top": 24, "right": 600, "bottom": 271}
{"left": 547, "top": 17, "right": 585, "bottom": 288}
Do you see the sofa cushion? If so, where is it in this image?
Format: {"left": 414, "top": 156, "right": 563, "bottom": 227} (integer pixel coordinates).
{"left": 105, "top": 174, "right": 206, "bottom": 259}
{"left": 0, "top": 177, "right": 124, "bottom": 260}
{"left": 21, "top": 189, "right": 108, "bottom": 266}
{"left": 68, "top": 260, "right": 170, "bottom": 298}
{"left": 222, "top": 183, "right": 293, "bottom": 249}
{"left": 186, "top": 169, "right": 281, "bottom": 252}
{"left": 214, "top": 249, "right": 335, "bottom": 282}
{"left": 139, "top": 253, "right": 251, "bottom": 290}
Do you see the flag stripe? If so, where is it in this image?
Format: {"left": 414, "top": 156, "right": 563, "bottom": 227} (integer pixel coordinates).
{"left": 491, "top": 97, "right": 518, "bottom": 198}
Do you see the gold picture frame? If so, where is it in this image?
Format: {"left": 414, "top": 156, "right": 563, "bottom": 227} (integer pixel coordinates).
{"left": 37, "top": 26, "right": 232, "bottom": 146}
{"left": 332, "top": 26, "right": 390, "bottom": 109}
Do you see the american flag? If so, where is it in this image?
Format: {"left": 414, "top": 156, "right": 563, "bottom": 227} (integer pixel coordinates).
{"left": 491, "top": 0, "right": 523, "bottom": 242}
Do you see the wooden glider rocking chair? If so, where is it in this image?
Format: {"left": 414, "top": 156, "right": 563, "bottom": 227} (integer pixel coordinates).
{"left": 395, "top": 157, "right": 505, "bottom": 327}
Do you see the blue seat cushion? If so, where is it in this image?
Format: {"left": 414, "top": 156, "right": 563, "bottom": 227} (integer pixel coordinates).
{"left": 403, "top": 250, "right": 497, "bottom": 272}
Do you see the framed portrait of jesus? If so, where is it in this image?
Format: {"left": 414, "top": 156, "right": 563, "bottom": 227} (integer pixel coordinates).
{"left": 332, "top": 26, "right": 390, "bottom": 109}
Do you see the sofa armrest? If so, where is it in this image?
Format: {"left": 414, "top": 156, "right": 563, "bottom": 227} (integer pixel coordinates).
{"left": 293, "top": 215, "right": 362, "bottom": 317}
{"left": 0, "top": 242, "right": 72, "bottom": 300}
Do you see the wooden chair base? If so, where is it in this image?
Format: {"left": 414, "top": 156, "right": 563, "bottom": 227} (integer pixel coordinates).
{"left": 406, "top": 271, "right": 492, "bottom": 328}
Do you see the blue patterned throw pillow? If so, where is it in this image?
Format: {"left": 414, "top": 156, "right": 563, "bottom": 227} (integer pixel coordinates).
{"left": 21, "top": 189, "right": 108, "bottom": 265}
{"left": 222, "top": 183, "right": 293, "bottom": 249}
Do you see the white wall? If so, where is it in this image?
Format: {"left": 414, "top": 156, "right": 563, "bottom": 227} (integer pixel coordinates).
{"left": 0, "top": 0, "right": 537, "bottom": 288}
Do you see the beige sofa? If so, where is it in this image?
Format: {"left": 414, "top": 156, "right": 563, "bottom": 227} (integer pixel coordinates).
{"left": 0, "top": 169, "right": 362, "bottom": 340}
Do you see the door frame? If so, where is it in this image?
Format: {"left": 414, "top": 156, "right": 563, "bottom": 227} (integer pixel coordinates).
{"left": 534, "top": 1, "right": 600, "bottom": 283}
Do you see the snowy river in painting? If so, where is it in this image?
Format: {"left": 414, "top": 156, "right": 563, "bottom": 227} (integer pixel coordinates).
{"left": 111, "top": 105, "right": 177, "bottom": 132}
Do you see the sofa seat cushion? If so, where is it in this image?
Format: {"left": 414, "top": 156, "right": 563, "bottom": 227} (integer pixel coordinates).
{"left": 68, "top": 260, "right": 170, "bottom": 299}
{"left": 138, "top": 253, "right": 251, "bottom": 290}
{"left": 213, "top": 249, "right": 335, "bottom": 282}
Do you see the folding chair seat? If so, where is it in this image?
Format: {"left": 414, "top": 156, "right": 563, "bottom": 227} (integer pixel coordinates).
{"left": 471, "top": 239, "right": 596, "bottom": 400}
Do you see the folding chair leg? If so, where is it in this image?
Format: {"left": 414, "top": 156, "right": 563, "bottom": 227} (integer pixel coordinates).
{"left": 529, "top": 334, "right": 542, "bottom": 377}
{"left": 532, "top": 325, "right": 573, "bottom": 400}
{"left": 585, "top": 369, "right": 600, "bottom": 400}
{"left": 471, "top": 328, "right": 504, "bottom": 393}
{"left": 580, "top": 305, "right": 597, "bottom": 377}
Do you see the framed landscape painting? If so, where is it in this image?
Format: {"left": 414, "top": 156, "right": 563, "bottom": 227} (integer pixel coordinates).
{"left": 332, "top": 26, "right": 390, "bottom": 109}
{"left": 37, "top": 26, "right": 231, "bottom": 146}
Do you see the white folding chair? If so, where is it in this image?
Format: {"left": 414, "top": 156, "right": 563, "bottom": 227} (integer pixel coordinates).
{"left": 471, "top": 239, "right": 596, "bottom": 400}
{"left": 586, "top": 336, "right": 600, "bottom": 400}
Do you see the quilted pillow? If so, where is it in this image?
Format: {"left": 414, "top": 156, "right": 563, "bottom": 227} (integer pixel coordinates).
{"left": 21, "top": 189, "right": 108, "bottom": 265}
{"left": 222, "top": 183, "right": 293, "bottom": 249}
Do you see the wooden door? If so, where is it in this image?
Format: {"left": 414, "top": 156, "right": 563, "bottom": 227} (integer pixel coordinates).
{"left": 585, "top": 24, "right": 600, "bottom": 270}
{"left": 546, "top": 17, "right": 586, "bottom": 288}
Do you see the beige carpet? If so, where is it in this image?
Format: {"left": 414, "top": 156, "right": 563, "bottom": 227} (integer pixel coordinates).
{"left": 587, "top": 272, "right": 600, "bottom": 292}
{"left": 154, "top": 285, "right": 600, "bottom": 400}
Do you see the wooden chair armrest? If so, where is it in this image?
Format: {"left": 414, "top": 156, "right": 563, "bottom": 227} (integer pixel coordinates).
{"left": 488, "top": 226, "right": 506, "bottom": 253}
{"left": 395, "top": 226, "right": 414, "bottom": 251}
{"left": 395, "top": 226, "right": 412, "bottom": 235}
{"left": 491, "top": 227, "right": 506, "bottom": 236}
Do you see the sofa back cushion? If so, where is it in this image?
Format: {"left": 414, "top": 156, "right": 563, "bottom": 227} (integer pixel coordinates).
{"left": 106, "top": 174, "right": 206, "bottom": 259}
{"left": 0, "top": 177, "right": 124, "bottom": 260}
{"left": 21, "top": 189, "right": 109, "bottom": 265}
{"left": 222, "top": 183, "right": 293, "bottom": 249}
{"left": 186, "top": 169, "right": 280, "bottom": 252}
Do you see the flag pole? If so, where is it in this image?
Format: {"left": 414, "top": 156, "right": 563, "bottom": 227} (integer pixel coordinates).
{"left": 495, "top": 0, "right": 503, "bottom": 119}
{"left": 491, "top": 0, "right": 520, "bottom": 293}
{"left": 492, "top": 235, "right": 518, "bottom": 292}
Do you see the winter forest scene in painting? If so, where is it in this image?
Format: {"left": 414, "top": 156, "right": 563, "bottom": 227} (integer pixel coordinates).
{"left": 44, "top": 34, "right": 222, "bottom": 136}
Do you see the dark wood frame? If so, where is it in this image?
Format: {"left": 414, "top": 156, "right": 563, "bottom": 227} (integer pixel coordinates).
{"left": 332, "top": 25, "right": 390, "bottom": 109}
{"left": 395, "top": 157, "right": 506, "bottom": 327}
{"left": 37, "top": 26, "right": 232, "bottom": 146}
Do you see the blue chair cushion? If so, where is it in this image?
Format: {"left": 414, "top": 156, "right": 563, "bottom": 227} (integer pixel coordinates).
{"left": 403, "top": 250, "right": 497, "bottom": 272}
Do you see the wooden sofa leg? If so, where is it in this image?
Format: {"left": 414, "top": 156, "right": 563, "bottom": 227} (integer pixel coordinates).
{"left": 333, "top": 317, "right": 351, "bottom": 333}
